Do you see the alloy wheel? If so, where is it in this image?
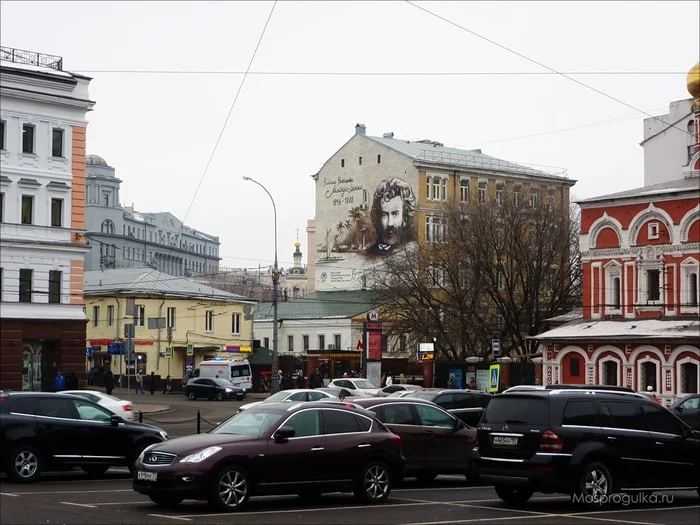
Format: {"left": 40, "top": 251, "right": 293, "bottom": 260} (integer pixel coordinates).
{"left": 14, "top": 451, "right": 38, "bottom": 479}
{"left": 584, "top": 468, "right": 609, "bottom": 499}
{"left": 364, "top": 464, "right": 389, "bottom": 500}
{"left": 218, "top": 470, "right": 248, "bottom": 508}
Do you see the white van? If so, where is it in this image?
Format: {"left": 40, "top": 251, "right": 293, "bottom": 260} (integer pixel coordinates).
{"left": 192, "top": 358, "right": 252, "bottom": 391}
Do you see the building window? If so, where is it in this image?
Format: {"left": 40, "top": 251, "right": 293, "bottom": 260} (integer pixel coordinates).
{"left": 51, "top": 198, "right": 63, "bottom": 227}
{"left": 377, "top": 154, "right": 381, "bottom": 163}
{"left": 318, "top": 334, "right": 325, "bottom": 350}
{"left": 605, "top": 263, "right": 622, "bottom": 312}
{"left": 21, "top": 195, "right": 33, "bottom": 225}
{"left": 359, "top": 156, "right": 362, "bottom": 165}
{"left": 646, "top": 269, "right": 661, "bottom": 302}
{"left": 681, "top": 260, "right": 699, "bottom": 311}
{"left": 648, "top": 222, "right": 660, "bottom": 240}
{"left": 108, "top": 305, "right": 115, "bottom": 326}
{"left": 167, "top": 307, "right": 176, "bottom": 328}
{"left": 52, "top": 129, "right": 64, "bottom": 157}
{"left": 205, "top": 310, "right": 214, "bottom": 331}
{"left": 530, "top": 186, "right": 540, "bottom": 208}
{"left": 1, "top": 192, "right": 5, "bottom": 222}
{"left": 334, "top": 334, "right": 341, "bottom": 349}
{"left": 48, "top": 270, "right": 61, "bottom": 304}
{"left": 303, "top": 335, "right": 309, "bottom": 351}
{"left": 640, "top": 361, "right": 658, "bottom": 391}
{"left": 19, "top": 269, "right": 32, "bottom": 302}
{"left": 569, "top": 356, "right": 580, "bottom": 377}
{"left": 514, "top": 184, "right": 522, "bottom": 207}
{"left": 288, "top": 335, "right": 294, "bottom": 351}
{"left": 496, "top": 262, "right": 505, "bottom": 291}
{"left": 425, "top": 215, "right": 447, "bottom": 243}
{"left": 427, "top": 264, "right": 446, "bottom": 288}
{"left": 478, "top": 181, "right": 487, "bottom": 204}
{"left": 22, "top": 124, "right": 34, "bottom": 154}
{"left": 602, "top": 360, "right": 618, "bottom": 386}
{"left": 680, "top": 362, "right": 699, "bottom": 394}
{"left": 612, "top": 277, "right": 621, "bottom": 308}
{"left": 264, "top": 337, "right": 270, "bottom": 348}
{"left": 399, "top": 334, "right": 407, "bottom": 352}
{"left": 341, "top": 159, "right": 345, "bottom": 167}
{"left": 690, "top": 272, "right": 699, "bottom": 307}
{"left": 0, "top": 120, "right": 5, "bottom": 150}
{"left": 93, "top": 306, "right": 100, "bottom": 327}
{"left": 460, "top": 178, "right": 469, "bottom": 203}
{"left": 103, "top": 192, "right": 110, "bottom": 207}
{"left": 231, "top": 313, "right": 240, "bottom": 334}
{"left": 547, "top": 187, "right": 556, "bottom": 210}
{"left": 427, "top": 175, "right": 447, "bottom": 201}
{"left": 135, "top": 305, "right": 145, "bottom": 327}
{"left": 495, "top": 182, "right": 504, "bottom": 206}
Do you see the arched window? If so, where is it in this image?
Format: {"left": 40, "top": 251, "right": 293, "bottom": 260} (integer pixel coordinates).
{"left": 640, "top": 361, "right": 658, "bottom": 391}
{"left": 101, "top": 219, "right": 115, "bottom": 234}
{"left": 680, "top": 362, "right": 699, "bottom": 394}
{"left": 602, "top": 360, "right": 618, "bottom": 386}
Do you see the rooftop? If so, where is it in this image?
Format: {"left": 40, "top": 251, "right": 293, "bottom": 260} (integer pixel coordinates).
{"left": 254, "top": 291, "right": 377, "bottom": 321}
{"left": 1, "top": 46, "right": 63, "bottom": 71}
{"left": 577, "top": 175, "right": 700, "bottom": 205}
{"left": 531, "top": 317, "right": 700, "bottom": 341}
{"left": 85, "top": 268, "right": 255, "bottom": 303}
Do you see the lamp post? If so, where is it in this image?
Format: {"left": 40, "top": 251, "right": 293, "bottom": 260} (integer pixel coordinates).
{"left": 243, "top": 176, "right": 280, "bottom": 393}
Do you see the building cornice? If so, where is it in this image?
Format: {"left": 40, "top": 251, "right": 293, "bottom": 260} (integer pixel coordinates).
{"left": 581, "top": 242, "right": 700, "bottom": 261}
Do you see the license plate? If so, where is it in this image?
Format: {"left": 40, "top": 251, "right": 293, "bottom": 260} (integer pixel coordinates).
{"left": 492, "top": 436, "right": 518, "bottom": 446}
{"left": 137, "top": 470, "right": 158, "bottom": 482}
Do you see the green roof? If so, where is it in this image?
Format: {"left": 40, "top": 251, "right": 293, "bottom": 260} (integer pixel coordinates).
{"left": 254, "top": 291, "right": 377, "bottom": 321}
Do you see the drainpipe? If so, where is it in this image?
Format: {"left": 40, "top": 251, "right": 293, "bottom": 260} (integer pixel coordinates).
{"left": 115, "top": 298, "right": 121, "bottom": 341}
{"left": 157, "top": 299, "right": 166, "bottom": 370}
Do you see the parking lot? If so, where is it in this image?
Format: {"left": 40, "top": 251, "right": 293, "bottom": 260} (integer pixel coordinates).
{"left": 1, "top": 471, "right": 698, "bottom": 525}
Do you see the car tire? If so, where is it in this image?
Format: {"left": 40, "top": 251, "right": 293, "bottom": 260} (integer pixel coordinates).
{"left": 187, "top": 392, "right": 196, "bottom": 400}
{"left": 574, "top": 461, "right": 613, "bottom": 508}
{"left": 353, "top": 460, "right": 392, "bottom": 504}
{"left": 494, "top": 485, "right": 534, "bottom": 506}
{"left": 7, "top": 445, "right": 42, "bottom": 483}
{"left": 149, "top": 495, "right": 184, "bottom": 508}
{"left": 216, "top": 392, "right": 224, "bottom": 401}
{"left": 81, "top": 465, "right": 110, "bottom": 477}
{"left": 415, "top": 471, "right": 438, "bottom": 483}
{"left": 208, "top": 464, "right": 251, "bottom": 512}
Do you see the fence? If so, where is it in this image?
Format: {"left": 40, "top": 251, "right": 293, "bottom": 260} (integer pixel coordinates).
{"left": 136, "top": 409, "right": 221, "bottom": 435}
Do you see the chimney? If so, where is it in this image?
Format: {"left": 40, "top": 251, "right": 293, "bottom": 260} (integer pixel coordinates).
{"left": 355, "top": 123, "right": 366, "bottom": 136}
{"left": 383, "top": 132, "right": 394, "bottom": 139}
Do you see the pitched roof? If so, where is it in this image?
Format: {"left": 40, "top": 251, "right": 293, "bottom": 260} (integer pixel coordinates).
{"left": 254, "top": 291, "right": 377, "bottom": 321}
{"left": 531, "top": 317, "right": 700, "bottom": 341}
{"left": 577, "top": 175, "right": 700, "bottom": 204}
{"left": 367, "top": 135, "right": 571, "bottom": 181}
{"left": 84, "top": 268, "right": 255, "bottom": 303}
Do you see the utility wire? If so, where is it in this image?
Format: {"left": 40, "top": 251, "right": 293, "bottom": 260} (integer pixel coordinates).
{"left": 405, "top": 1, "right": 694, "bottom": 138}
{"left": 72, "top": 69, "right": 687, "bottom": 76}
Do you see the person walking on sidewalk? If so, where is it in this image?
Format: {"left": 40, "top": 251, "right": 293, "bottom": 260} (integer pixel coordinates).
{"left": 149, "top": 371, "right": 156, "bottom": 395}
{"left": 163, "top": 375, "right": 172, "bottom": 395}
{"left": 135, "top": 370, "right": 144, "bottom": 394}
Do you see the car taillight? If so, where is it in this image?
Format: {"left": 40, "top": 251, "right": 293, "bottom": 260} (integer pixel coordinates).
{"left": 122, "top": 404, "right": 133, "bottom": 412}
{"left": 389, "top": 434, "right": 401, "bottom": 443}
{"left": 537, "top": 430, "right": 563, "bottom": 453}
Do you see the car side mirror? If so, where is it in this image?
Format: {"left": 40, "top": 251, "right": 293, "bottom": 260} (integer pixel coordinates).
{"left": 110, "top": 414, "right": 122, "bottom": 426}
{"left": 273, "top": 426, "right": 295, "bottom": 442}
{"left": 454, "top": 419, "right": 464, "bottom": 431}
{"left": 675, "top": 406, "right": 683, "bottom": 412}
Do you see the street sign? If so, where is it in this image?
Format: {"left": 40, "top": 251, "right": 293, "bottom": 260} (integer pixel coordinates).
{"left": 186, "top": 343, "right": 194, "bottom": 357}
{"left": 489, "top": 364, "right": 501, "bottom": 393}
{"left": 418, "top": 343, "right": 435, "bottom": 353}
{"left": 107, "top": 342, "right": 124, "bottom": 356}
{"left": 492, "top": 339, "right": 501, "bottom": 358}
{"left": 416, "top": 352, "right": 434, "bottom": 361}
{"left": 86, "top": 347, "right": 93, "bottom": 358}
{"left": 165, "top": 346, "right": 173, "bottom": 359}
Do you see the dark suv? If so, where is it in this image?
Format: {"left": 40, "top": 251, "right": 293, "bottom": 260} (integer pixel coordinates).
{"left": 471, "top": 387, "right": 700, "bottom": 506}
{"left": 1, "top": 392, "right": 168, "bottom": 483}
{"left": 403, "top": 389, "right": 492, "bottom": 427}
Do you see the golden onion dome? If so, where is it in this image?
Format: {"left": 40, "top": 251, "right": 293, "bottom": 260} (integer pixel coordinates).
{"left": 688, "top": 62, "right": 700, "bottom": 107}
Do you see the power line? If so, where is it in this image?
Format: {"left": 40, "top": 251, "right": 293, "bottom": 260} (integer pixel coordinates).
{"left": 404, "top": 1, "right": 694, "bottom": 138}
{"left": 74, "top": 69, "right": 688, "bottom": 76}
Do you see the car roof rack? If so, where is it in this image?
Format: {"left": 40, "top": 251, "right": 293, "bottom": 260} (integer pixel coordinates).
{"left": 544, "top": 384, "right": 635, "bottom": 392}
{"left": 547, "top": 389, "right": 647, "bottom": 399}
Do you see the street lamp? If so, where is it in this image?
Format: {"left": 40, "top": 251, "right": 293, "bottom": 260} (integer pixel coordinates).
{"left": 242, "top": 176, "right": 280, "bottom": 393}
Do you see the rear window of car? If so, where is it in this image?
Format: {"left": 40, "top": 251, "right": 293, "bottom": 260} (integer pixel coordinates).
{"left": 482, "top": 396, "right": 549, "bottom": 425}
{"left": 9, "top": 397, "right": 37, "bottom": 415}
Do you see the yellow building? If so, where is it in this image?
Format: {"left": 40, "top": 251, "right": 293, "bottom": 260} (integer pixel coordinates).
{"left": 84, "top": 268, "right": 256, "bottom": 380}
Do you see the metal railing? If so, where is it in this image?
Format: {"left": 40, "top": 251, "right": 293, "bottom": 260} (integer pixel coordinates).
{"left": 138, "top": 409, "right": 219, "bottom": 435}
{"left": 416, "top": 150, "right": 568, "bottom": 178}
{"left": 0, "top": 46, "right": 63, "bottom": 70}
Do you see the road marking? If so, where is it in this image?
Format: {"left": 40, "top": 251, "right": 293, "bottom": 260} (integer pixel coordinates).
{"left": 147, "top": 514, "right": 192, "bottom": 522}
{"left": 571, "top": 504, "right": 700, "bottom": 517}
{"left": 93, "top": 501, "right": 149, "bottom": 506}
{"left": 0, "top": 493, "right": 20, "bottom": 497}
{"left": 394, "top": 485, "right": 487, "bottom": 493}
{"left": 6, "top": 489, "right": 133, "bottom": 496}
{"left": 61, "top": 501, "right": 98, "bottom": 508}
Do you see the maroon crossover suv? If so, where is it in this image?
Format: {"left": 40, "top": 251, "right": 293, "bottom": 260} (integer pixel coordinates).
{"left": 132, "top": 401, "right": 405, "bottom": 511}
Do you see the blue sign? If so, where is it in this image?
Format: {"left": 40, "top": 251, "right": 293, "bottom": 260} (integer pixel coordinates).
{"left": 86, "top": 347, "right": 93, "bottom": 358}
{"left": 107, "top": 342, "right": 124, "bottom": 356}
{"left": 492, "top": 339, "right": 501, "bottom": 358}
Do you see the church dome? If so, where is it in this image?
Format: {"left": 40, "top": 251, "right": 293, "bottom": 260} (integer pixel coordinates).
{"left": 86, "top": 154, "right": 110, "bottom": 167}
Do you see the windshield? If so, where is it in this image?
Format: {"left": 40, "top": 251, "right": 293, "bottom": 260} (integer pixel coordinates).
{"left": 482, "top": 396, "right": 549, "bottom": 425}
{"left": 352, "top": 380, "right": 377, "bottom": 389}
{"left": 263, "top": 391, "right": 293, "bottom": 403}
{"left": 212, "top": 409, "right": 284, "bottom": 436}
{"left": 231, "top": 365, "right": 251, "bottom": 377}
{"left": 213, "top": 378, "right": 235, "bottom": 387}
{"left": 405, "top": 392, "right": 437, "bottom": 401}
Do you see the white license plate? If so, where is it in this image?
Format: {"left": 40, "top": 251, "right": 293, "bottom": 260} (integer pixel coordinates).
{"left": 137, "top": 470, "right": 158, "bottom": 482}
{"left": 492, "top": 436, "right": 518, "bottom": 446}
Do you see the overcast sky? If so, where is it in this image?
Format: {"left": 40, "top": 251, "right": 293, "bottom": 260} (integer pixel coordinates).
{"left": 2, "top": 1, "right": 697, "bottom": 270}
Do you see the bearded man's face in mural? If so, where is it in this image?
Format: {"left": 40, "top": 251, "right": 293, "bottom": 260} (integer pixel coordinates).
{"left": 379, "top": 196, "right": 404, "bottom": 245}
{"left": 366, "top": 177, "right": 416, "bottom": 256}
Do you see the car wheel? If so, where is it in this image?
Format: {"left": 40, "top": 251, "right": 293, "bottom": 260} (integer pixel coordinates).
{"left": 494, "top": 485, "right": 534, "bottom": 505}
{"left": 353, "top": 460, "right": 391, "bottom": 504}
{"left": 81, "top": 465, "right": 110, "bottom": 477}
{"left": 216, "top": 392, "right": 224, "bottom": 401}
{"left": 415, "top": 471, "right": 438, "bottom": 483}
{"left": 574, "top": 461, "right": 613, "bottom": 508}
{"left": 149, "top": 495, "right": 184, "bottom": 508}
{"left": 187, "top": 391, "right": 196, "bottom": 400}
{"left": 209, "top": 464, "right": 251, "bottom": 512}
{"left": 7, "top": 446, "right": 42, "bottom": 483}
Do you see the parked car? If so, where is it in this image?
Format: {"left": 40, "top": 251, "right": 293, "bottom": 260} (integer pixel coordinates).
{"left": 132, "top": 401, "right": 405, "bottom": 511}
{"left": 387, "top": 391, "right": 416, "bottom": 398}
{"left": 327, "top": 378, "right": 381, "bottom": 396}
{"left": 376, "top": 384, "right": 423, "bottom": 397}
{"left": 502, "top": 385, "right": 547, "bottom": 393}
{"left": 185, "top": 378, "right": 246, "bottom": 401}
{"left": 0, "top": 392, "right": 168, "bottom": 483}
{"left": 471, "top": 387, "right": 700, "bottom": 506}
{"left": 403, "top": 389, "right": 492, "bottom": 427}
{"left": 670, "top": 394, "right": 700, "bottom": 430}
{"left": 63, "top": 390, "right": 135, "bottom": 421}
{"left": 238, "top": 389, "right": 335, "bottom": 412}
{"left": 315, "top": 387, "right": 368, "bottom": 399}
{"left": 352, "top": 397, "right": 476, "bottom": 482}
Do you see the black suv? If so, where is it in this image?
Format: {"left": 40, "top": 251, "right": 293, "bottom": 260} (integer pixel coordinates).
{"left": 471, "top": 386, "right": 700, "bottom": 506}
{"left": 1, "top": 392, "right": 168, "bottom": 483}
{"left": 403, "top": 389, "right": 492, "bottom": 427}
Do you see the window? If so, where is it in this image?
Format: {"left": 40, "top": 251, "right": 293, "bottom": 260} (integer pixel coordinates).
{"left": 377, "top": 154, "right": 381, "bottom": 164}
{"left": 612, "top": 277, "right": 621, "bottom": 308}
{"left": 496, "top": 262, "right": 505, "bottom": 291}
{"left": 92, "top": 306, "right": 100, "bottom": 327}
{"left": 19, "top": 269, "right": 32, "bottom": 303}
{"left": 648, "top": 222, "right": 660, "bottom": 240}
{"left": 425, "top": 215, "right": 447, "bottom": 243}
{"left": 52, "top": 128, "right": 64, "bottom": 157}
{"left": 37, "top": 398, "right": 74, "bottom": 419}
{"left": 681, "top": 396, "right": 700, "bottom": 409}
{"left": 323, "top": 409, "right": 361, "bottom": 434}
{"left": 415, "top": 404, "right": 454, "bottom": 428}
{"left": 48, "top": 270, "right": 61, "bottom": 304}
{"left": 427, "top": 264, "right": 447, "bottom": 288}
{"left": 21, "top": 195, "right": 33, "bottom": 224}
{"left": 646, "top": 269, "right": 661, "bottom": 301}
{"left": 341, "top": 159, "right": 345, "bottom": 167}
{"left": 547, "top": 187, "right": 556, "bottom": 210}
{"left": 562, "top": 401, "right": 597, "bottom": 426}
{"left": 359, "top": 156, "right": 362, "bottom": 165}
{"left": 135, "top": 305, "right": 145, "bottom": 327}
{"left": 167, "top": 307, "right": 176, "bottom": 328}
{"left": 103, "top": 192, "right": 109, "bottom": 207}
{"left": 602, "top": 361, "right": 618, "bottom": 386}
{"left": 284, "top": 409, "right": 321, "bottom": 437}
{"left": 0, "top": 120, "right": 5, "bottom": 150}
{"left": 0, "top": 192, "right": 4, "bottom": 222}
{"left": 288, "top": 335, "right": 294, "bottom": 351}
{"left": 381, "top": 403, "right": 417, "bottom": 425}
{"left": 303, "top": 335, "right": 309, "bottom": 352}
{"left": 427, "top": 175, "right": 447, "bottom": 201}
{"left": 689, "top": 272, "right": 698, "bottom": 307}
{"left": 478, "top": 180, "right": 487, "bottom": 204}
{"left": 640, "top": 361, "right": 657, "bottom": 391}
{"left": 318, "top": 335, "right": 325, "bottom": 350}
{"left": 495, "top": 182, "right": 504, "bottom": 206}
{"left": 400, "top": 334, "right": 407, "bottom": 352}
{"left": 639, "top": 404, "right": 684, "bottom": 435}
{"left": 107, "top": 305, "right": 115, "bottom": 326}
{"left": 51, "top": 198, "right": 63, "bottom": 227}
{"left": 514, "top": 184, "right": 522, "bottom": 207}
{"left": 601, "top": 401, "right": 643, "bottom": 430}
{"left": 264, "top": 337, "right": 270, "bottom": 348}
{"left": 101, "top": 220, "right": 114, "bottom": 234}
{"left": 483, "top": 397, "right": 548, "bottom": 425}
{"left": 22, "top": 124, "right": 34, "bottom": 154}
{"left": 460, "top": 178, "right": 469, "bottom": 203}
{"left": 73, "top": 399, "right": 112, "bottom": 422}
{"left": 334, "top": 334, "right": 341, "bottom": 349}
{"left": 433, "top": 394, "right": 454, "bottom": 409}
{"left": 452, "top": 394, "right": 474, "bottom": 409}
{"left": 205, "top": 310, "right": 214, "bottom": 331}
{"left": 530, "top": 186, "right": 540, "bottom": 208}
{"left": 231, "top": 313, "right": 240, "bottom": 334}
{"left": 569, "top": 356, "right": 581, "bottom": 377}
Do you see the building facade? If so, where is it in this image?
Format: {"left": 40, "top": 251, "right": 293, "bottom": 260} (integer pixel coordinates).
{"left": 0, "top": 47, "right": 94, "bottom": 391}
{"left": 84, "top": 268, "right": 256, "bottom": 382}
{"left": 84, "top": 154, "right": 221, "bottom": 277}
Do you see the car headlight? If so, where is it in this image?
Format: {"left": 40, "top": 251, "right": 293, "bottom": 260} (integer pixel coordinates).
{"left": 180, "top": 446, "right": 222, "bottom": 463}
{"left": 225, "top": 388, "right": 233, "bottom": 393}
{"left": 159, "top": 431, "right": 168, "bottom": 441}
{"left": 138, "top": 443, "right": 158, "bottom": 462}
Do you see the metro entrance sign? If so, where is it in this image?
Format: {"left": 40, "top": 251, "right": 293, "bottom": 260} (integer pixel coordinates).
{"left": 363, "top": 322, "right": 382, "bottom": 362}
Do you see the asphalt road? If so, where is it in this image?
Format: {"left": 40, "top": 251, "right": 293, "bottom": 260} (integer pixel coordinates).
{"left": 1, "top": 472, "right": 698, "bottom": 525}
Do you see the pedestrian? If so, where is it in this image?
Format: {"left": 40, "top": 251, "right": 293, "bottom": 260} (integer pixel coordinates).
{"left": 87, "top": 367, "right": 96, "bottom": 387}
{"left": 386, "top": 372, "right": 393, "bottom": 387}
{"left": 380, "top": 373, "right": 387, "bottom": 388}
{"left": 447, "top": 373, "right": 456, "bottom": 389}
{"left": 310, "top": 368, "right": 324, "bottom": 389}
{"left": 135, "top": 370, "right": 144, "bottom": 394}
{"left": 343, "top": 372, "right": 349, "bottom": 378}
{"left": 399, "top": 373, "right": 407, "bottom": 384}
{"left": 104, "top": 370, "right": 114, "bottom": 395}
{"left": 66, "top": 372, "right": 79, "bottom": 390}
{"left": 163, "top": 375, "right": 172, "bottom": 395}
{"left": 277, "top": 370, "right": 283, "bottom": 390}
{"left": 295, "top": 372, "right": 305, "bottom": 389}
{"left": 468, "top": 377, "right": 477, "bottom": 390}
{"left": 53, "top": 371, "right": 65, "bottom": 392}
{"left": 149, "top": 371, "right": 156, "bottom": 395}
{"left": 283, "top": 373, "right": 294, "bottom": 390}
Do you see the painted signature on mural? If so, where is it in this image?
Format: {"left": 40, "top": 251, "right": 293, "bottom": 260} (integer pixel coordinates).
{"left": 323, "top": 176, "right": 363, "bottom": 199}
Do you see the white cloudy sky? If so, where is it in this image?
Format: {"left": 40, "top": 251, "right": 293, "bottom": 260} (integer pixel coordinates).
{"left": 2, "top": 1, "right": 697, "bottom": 269}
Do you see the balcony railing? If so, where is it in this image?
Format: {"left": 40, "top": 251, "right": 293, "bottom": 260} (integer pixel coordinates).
{"left": 0, "top": 46, "right": 63, "bottom": 71}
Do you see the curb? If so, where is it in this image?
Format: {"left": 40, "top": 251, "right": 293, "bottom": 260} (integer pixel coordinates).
{"left": 133, "top": 405, "right": 171, "bottom": 415}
